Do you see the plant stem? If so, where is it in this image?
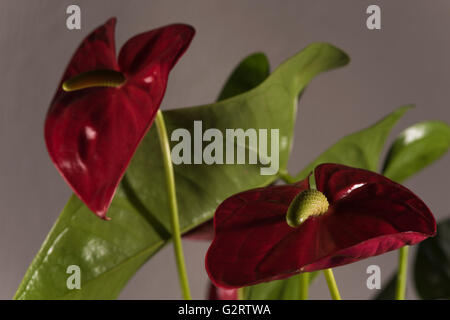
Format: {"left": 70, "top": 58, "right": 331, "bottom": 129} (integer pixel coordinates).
{"left": 323, "top": 268, "right": 341, "bottom": 300}
{"left": 278, "top": 169, "right": 296, "bottom": 184}
{"left": 299, "top": 273, "right": 309, "bottom": 300}
{"left": 237, "top": 288, "right": 245, "bottom": 300}
{"left": 155, "top": 110, "right": 191, "bottom": 300}
{"left": 395, "top": 246, "right": 409, "bottom": 300}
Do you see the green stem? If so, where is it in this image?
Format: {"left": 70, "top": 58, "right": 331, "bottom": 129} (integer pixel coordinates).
{"left": 395, "top": 246, "right": 409, "bottom": 300}
{"left": 155, "top": 110, "right": 191, "bottom": 300}
{"left": 323, "top": 268, "right": 341, "bottom": 300}
{"left": 237, "top": 288, "right": 245, "bottom": 300}
{"left": 299, "top": 273, "right": 309, "bottom": 300}
{"left": 278, "top": 169, "right": 296, "bottom": 184}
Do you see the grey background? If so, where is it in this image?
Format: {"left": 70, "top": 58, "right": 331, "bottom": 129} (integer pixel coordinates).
{"left": 0, "top": 0, "right": 449, "bottom": 299}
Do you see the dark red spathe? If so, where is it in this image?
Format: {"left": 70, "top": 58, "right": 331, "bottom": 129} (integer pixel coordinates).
{"left": 45, "top": 18, "right": 195, "bottom": 219}
{"left": 206, "top": 164, "right": 436, "bottom": 288}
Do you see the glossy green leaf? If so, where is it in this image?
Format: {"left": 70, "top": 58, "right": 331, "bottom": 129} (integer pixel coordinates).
{"left": 15, "top": 43, "right": 349, "bottom": 299}
{"left": 294, "top": 105, "right": 412, "bottom": 180}
{"left": 382, "top": 121, "right": 450, "bottom": 182}
{"left": 247, "top": 105, "right": 411, "bottom": 300}
{"left": 414, "top": 218, "right": 450, "bottom": 299}
{"left": 217, "top": 52, "right": 270, "bottom": 101}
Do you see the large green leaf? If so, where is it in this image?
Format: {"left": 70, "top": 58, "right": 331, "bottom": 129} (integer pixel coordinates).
{"left": 414, "top": 218, "right": 450, "bottom": 299}
{"left": 294, "top": 105, "right": 412, "bottom": 180}
{"left": 217, "top": 52, "right": 270, "bottom": 101}
{"left": 15, "top": 43, "right": 349, "bottom": 299}
{"left": 382, "top": 121, "right": 450, "bottom": 182}
{"left": 247, "top": 106, "right": 411, "bottom": 300}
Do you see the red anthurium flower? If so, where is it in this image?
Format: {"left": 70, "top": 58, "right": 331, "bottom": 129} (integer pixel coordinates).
{"left": 45, "top": 18, "right": 195, "bottom": 219}
{"left": 206, "top": 163, "right": 436, "bottom": 289}
{"left": 185, "top": 221, "right": 239, "bottom": 299}
{"left": 184, "top": 221, "right": 239, "bottom": 299}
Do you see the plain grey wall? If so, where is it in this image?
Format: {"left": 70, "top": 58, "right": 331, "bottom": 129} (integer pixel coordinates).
{"left": 0, "top": 0, "right": 449, "bottom": 299}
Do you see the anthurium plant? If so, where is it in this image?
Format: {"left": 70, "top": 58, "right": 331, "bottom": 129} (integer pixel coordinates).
{"left": 14, "top": 18, "right": 450, "bottom": 300}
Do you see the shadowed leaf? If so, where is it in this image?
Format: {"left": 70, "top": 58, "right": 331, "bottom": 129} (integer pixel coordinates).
{"left": 383, "top": 121, "right": 450, "bottom": 183}
{"left": 414, "top": 218, "right": 450, "bottom": 299}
